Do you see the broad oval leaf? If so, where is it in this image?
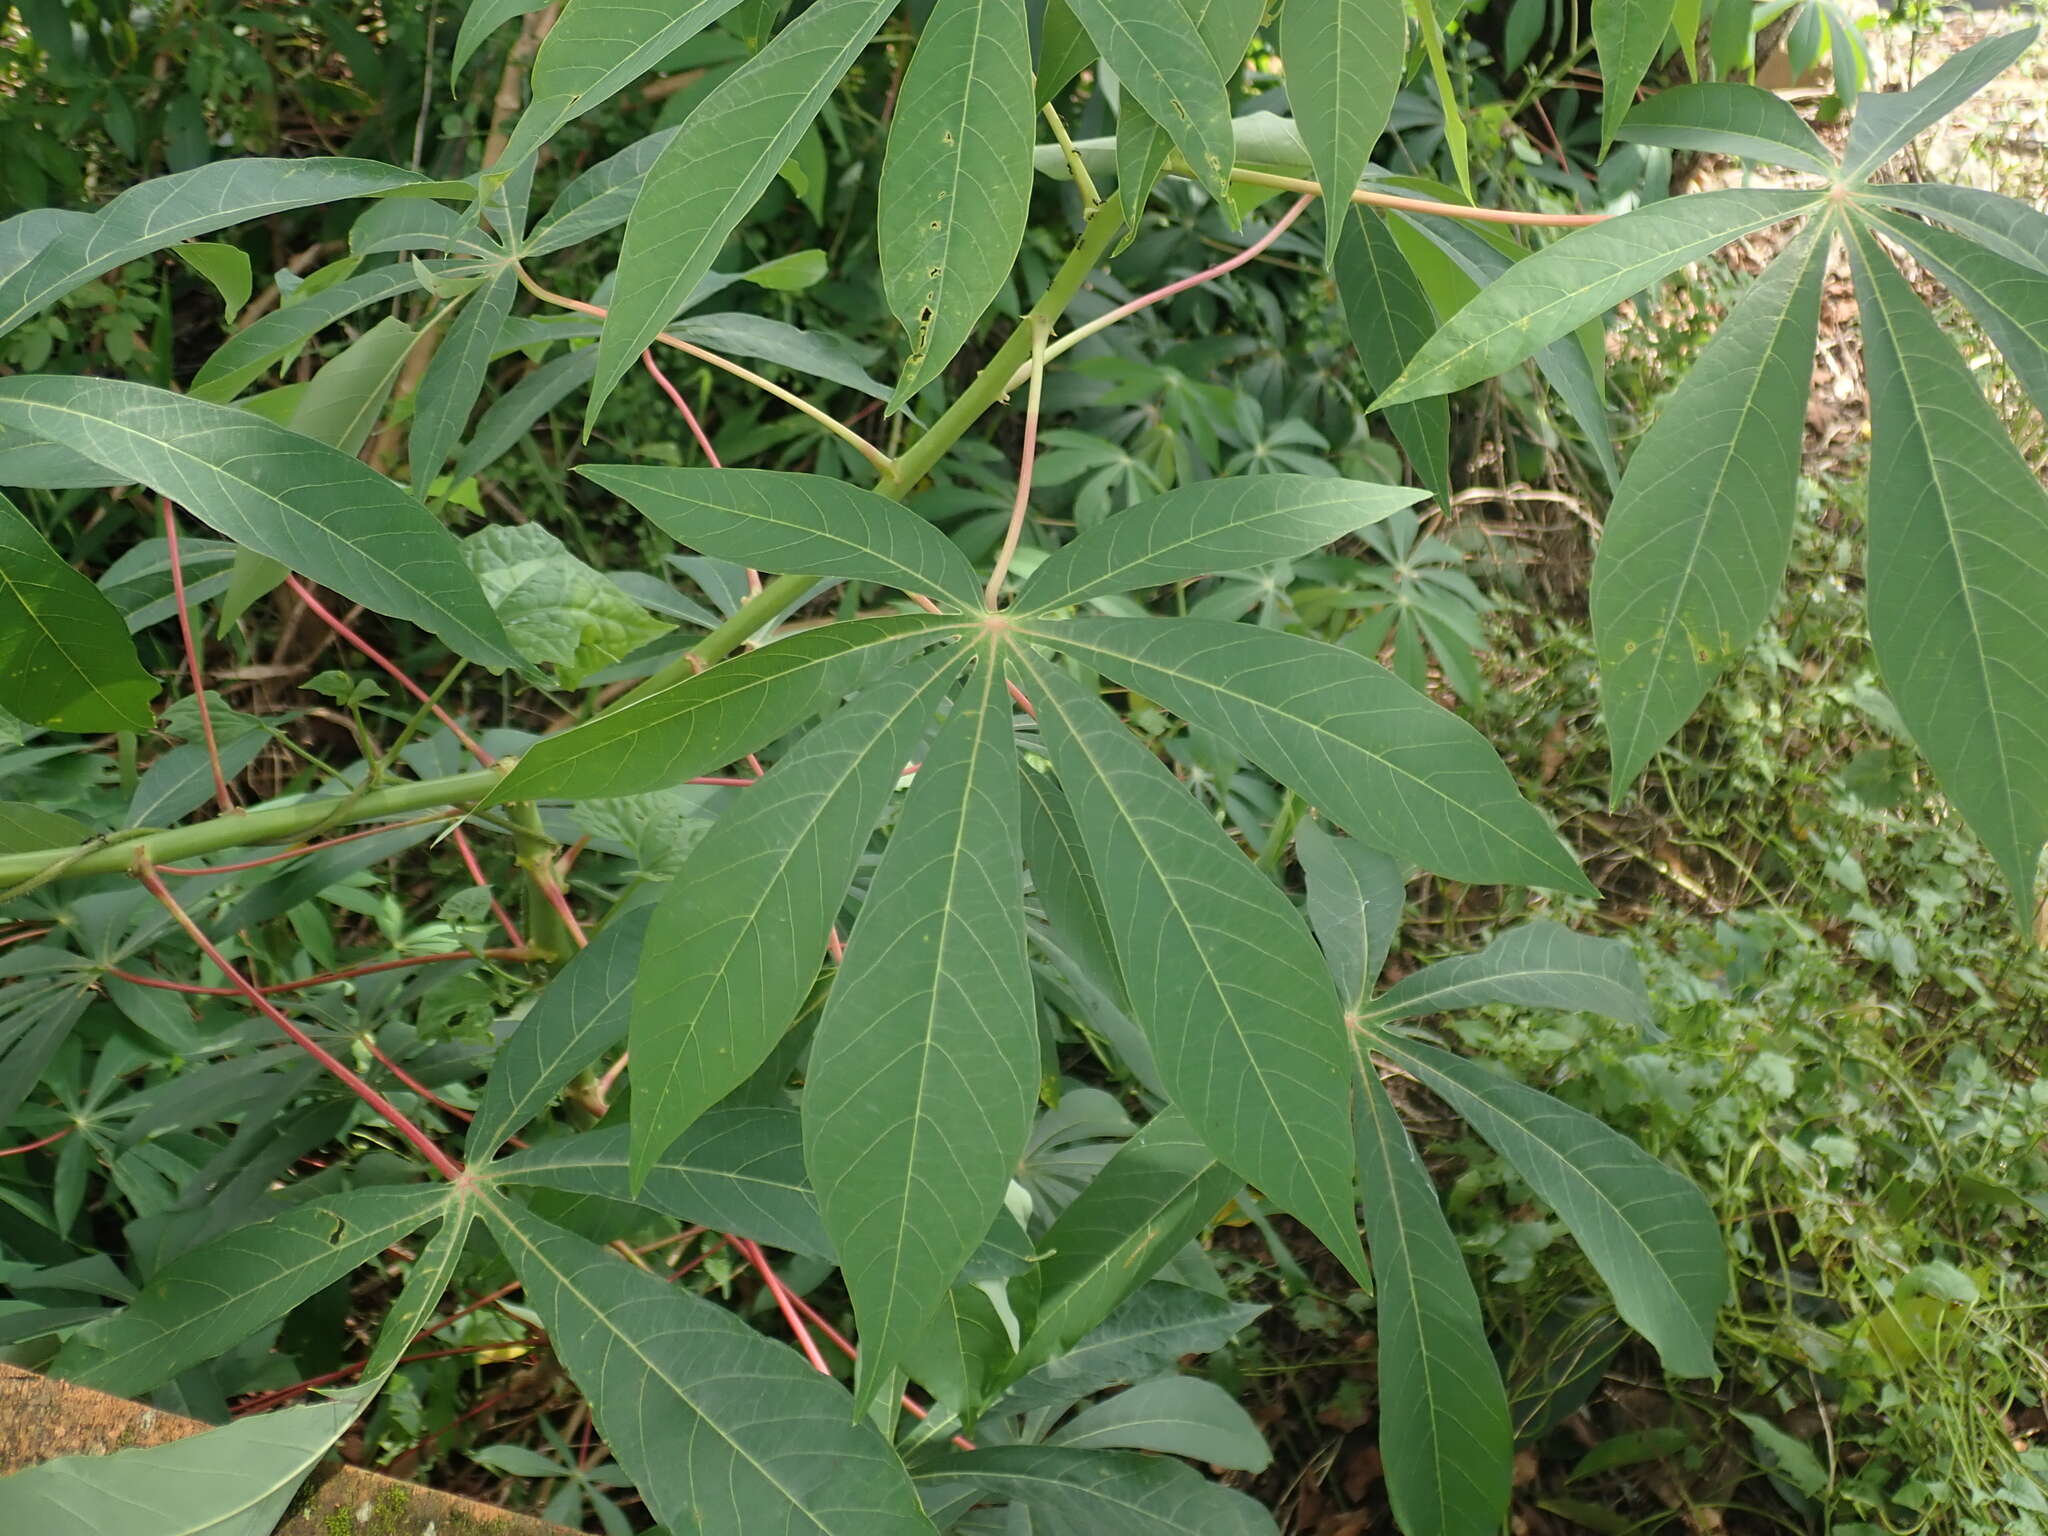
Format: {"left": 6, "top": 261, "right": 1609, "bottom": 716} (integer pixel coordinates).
{"left": 0, "top": 158, "right": 425, "bottom": 340}
{"left": 1848, "top": 221, "right": 2048, "bottom": 910}
{"left": 915, "top": 1446, "right": 1276, "bottom": 1536}
{"left": 486, "top": 1196, "right": 938, "bottom": 1536}
{"left": 806, "top": 656, "right": 1037, "bottom": 1404}
{"left": 591, "top": 0, "right": 895, "bottom": 423}
{"left": 1023, "top": 617, "right": 1590, "bottom": 892}
{"left": 55, "top": 1184, "right": 448, "bottom": 1396}
{"left": 1362, "top": 920, "right": 1649, "bottom": 1026}
{"left": 0, "top": 491, "right": 158, "bottom": 731}
{"left": 1283, "top": 0, "right": 1405, "bottom": 263}
{"left": 1354, "top": 1067, "right": 1511, "bottom": 1536}
{"left": 1377, "top": 189, "right": 1819, "bottom": 406}
{"left": 1378, "top": 1036, "right": 1725, "bottom": 1376}
{"left": 486, "top": 613, "right": 966, "bottom": 807}
{"left": 1615, "top": 82, "right": 1837, "bottom": 175}
{"left": 1841, "top": 26, "right": 2038, "bottom": 181}
{"left": 879, "top": 0, "right": 1036, "bottom": 404}
{"left": 583, "top": 466, "right": 985, "bottom": 609}
{"left": 1061, "top": 0, "right": 1237, "bottom": 202}
{"left": 0, "top": 379, "right": 523, "bottom": 673}
{"left": 629, "top": 651, "right": 964, "bottom": 1181}
{"left": 487, "top": 1112, "right": 830, "bottom": 1258}
{"left": 1015, "top": 475, "right": 1425, "bottom": 614}
{"left": 1015, "top": 651, "right": 1363, "bottom": 1279}
{"left": 1592, "top": 223, "right": 1829, "bottom": 794}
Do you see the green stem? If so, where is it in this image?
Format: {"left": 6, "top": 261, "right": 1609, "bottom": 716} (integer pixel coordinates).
{"left": 0, "top": 767, "right": 508, "bottom": 891}
{"left": 1256, "top": 790, "right": 1305, "bottom": 880}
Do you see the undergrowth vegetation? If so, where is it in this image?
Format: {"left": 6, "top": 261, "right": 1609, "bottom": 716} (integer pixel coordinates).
{"left": 1, "top": 2, "right": 2046, "bottom": 1533}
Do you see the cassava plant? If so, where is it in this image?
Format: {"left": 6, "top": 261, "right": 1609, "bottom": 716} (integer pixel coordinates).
{"left": 0, "top": 3, "right": 2043, "bottom": 1532}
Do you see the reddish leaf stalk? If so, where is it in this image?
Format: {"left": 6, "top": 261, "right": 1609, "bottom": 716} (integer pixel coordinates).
{"left": 163, "top": 498, "right": 234, "bottom": 814}
{"left": 105, "top": 946, "right": 531, "bottom": 998}
{"left": 0, "top": 1125, "right": 72, "bottom": 1158}
{"left": 451, "top": 827, "right": 527, "bottom": 950}
{"left": 135, "top": 857, "right": 467, "bottom": 1182}
{"left": 735, "top": 1236, "right": 832, "bottom": 1374}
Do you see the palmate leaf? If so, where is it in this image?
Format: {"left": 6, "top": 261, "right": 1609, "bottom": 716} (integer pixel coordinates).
{"left": 1353, "top": 1066, "right": 1511, "bottom": 1536}
{"left": 487, "top": 1113, "right": 830, "bottom": 1258}
{"left": 485, "top": 613, "right": 966, "bottom": 806}
{"left": 409, "top": 264, "right": 516, "bottom": 496}
{"left": 628, "top": 649, "right": 965, "bottom": 1182}
{"left": 523, "top": 127, "right": 680, "bottom": 258}
{"left": 485, "top": 1195, "right": 938, "bottom": 1536}
{"left": 0, "top": 491, "right": 157, "bottom": 731}
{"left": 1592, "top": 223, "right": 1830, "bottom": 794}
{"left": 1377, "top": 189, "right": 1820, "bottom": 406}
{"left": 55, "top": 1184, "right": 449, "bottom": 1396}
{"left": 916, "top": 1447, "right": 1276, "bottom": 1535}
{"left": 1363, "top": 920, "right": 1649, "bottom": 1026}
{"left": 879, "top": 0, "right": 1035, "bottom": 405}
{"left": 1062, "top": 0, "right": 1237, "bottom": 202}
{"left": 0, "top": 158, "right": 425, "bottom": 339}
{"left": 1848, "top": 220, "right": 2048, "bottom": 909}
{"left": 590, "top": 0, "right": 895, "bottom": 423}
{"left": 1015, "top": 474, "right": 1425, "bottom": 613}
{"left": 1333, "top": 206, "right": 1454, "bottom": 509}
{"left": 1840, "top": 27, "right": 2038, "bottom": 182}
{"left": 0, "top": 379, "right": 523, "bottom": 673}
{"left": 1865, "top": 182, "right": 2048, "bottom": 278}
{"left": 805, "top": 652, "right": 1037, "bottom": 1405}
{"left": 1296, "top": 821, "right": 1405, "bottom": 1014}
{"left": 1614, "top": 82, "right": 1837, "bottom": 175}
{"left": 1866, "top": 206, "right": 2048, "bottom": 418}
{"left": 1284, "top": 0, "right": 1405, "bottom": 264}
{"left": 187, "top": 262, "right": 432, "bottom": 402}
{"left": 1022, "top": 617, "right": 1590, "bottom": 891}
{"left": 584, "top": 466, "right": 986, "bottom": 609}
{"left": 1013, "top": 650, "right": 1363, "bottom": 1281}
{"left": 1376, "top": 1036, "right": 1724, "bottom": 1376}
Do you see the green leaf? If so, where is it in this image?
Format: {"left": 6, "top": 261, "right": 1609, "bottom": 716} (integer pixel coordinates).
{"left": 0, "top": 802, "right": 89, "bottom": 855}
{"left": 0, "top": 378, "right": 523, "bottom": 674}
{"left": 1614, "top": 82, "right": 1836, "bottom": 175}
{"left": 1014, "top": 651, "right": 1362, "bottom": 1278}
{"left": 0, "top": 490, "right": 158, "bottom": 731}
{"left": 591, "top": 0, "right": 895, "bottom": 423}
{"left": 0, "top": 158, "right": 426, "bottom": 339}
{"left": 524, "top": 128, "right": 680, "bottom": 258}
{"left": 916, "top": 1447, "right": 1276, "bottom": 1535}
{"left": 1062, "top": 0, "right": 1237, "bottom": 201}
{"left": 1848, "top": 220, "right": 2048, "bottom": 909}
{"left": 670, "top": 313, "right": 892, "bottom": 400}
{"left": 492, "top": 0, "right": 749, "bottom": 174}
{"left": 1283, "top": 0, "right": 1405, "bottom": 263}
{"left": 1009, "top": 1112, "right": 1231, "bottom": 1380}
{"left": 173, "top": 241, "right": 252, "bottom": 321}
{"left": 1024, "top": 617, "right": 1590, "bottom": 891}
{"left": 1109, "top": 0, "right": 1262, "bottom": 220}
{"left": 582, "top": 466, "right": 985, "bottom": 609}
{"left": 1363, "top": 920, "right": 1649, "bottom": 1026}
{"left": 188, "top": 262, "right": 429, "bottom": 403}
{"left": 629, "top": 651, "right": 963, "bottom": 1181}
{"left": 0, "top": 1391, "right": 366, "bottom": 1536}
{"left": 285, "top": 314, "right": 420, "bottom": 456}
{"left": 455, "top": 0, "right": 544, "bottom": 77}
{"left": 1840, "top": 26, "right": 2037, "bottom": 181}
{"left": 485, "top": 1196, "right": 938, "bottom": 1536}
{"left": 1863, "top": 182, "right": 2048, "bottom": 278}
{"left": 1333, "top": 206, "right": 1453, "bottom": 509}
{"left": 1016, "top": 475, "right": 1424, "bottom": 614}
{"left": 1036, "top": 0, "right": 1097, "bottom": 105}
{"left": 468, "top": 904, "right": 645, "bottom": 1157}
{"left": 1866, "top": 205, "right": 2048, "bottom": 421}
{"left": 410, "top": 265, "right": 515, "bottom": 496}
{"left": 806, "top": 654, "right": 1036, "bottom": 1403}
{"left": 1377, "top": 190, "right": 1818, "bottom": 406}
{"left": 485, "top": 613, "right": 965, "bottom": 806}
{"left": 1352, "top": 1066, "right": 1512, "bottom": 1536}
{"left": 464, "top": 523, "right": 673, "bottom": 687}
{"left": 1592, "top": 224, "right": 1829, "bottom": 793}
{"left": 486, "top": 1113, "right": 830, "bottom": 1258}
{"left": 1295, "top": 821, "right": 1404, "bottom": 1014}
{"left": 1594, "top": 0, "right": 1684, "bottom": 150}
{"left": 1050, "top": 1376, "right": 1270, "bottom": 1470}
{"left": 879, "top": 0, "right": 1035, "bottom": 405}
{"left": 1020, "top": 766, "right": 1128, "bottom": 1007}
{"left": 56, "top": 1185, "right": 447, "bottom": 1396}
{"left": 1378, "top": 1037, "right": 1725, "bottom": 1376}
{"left": 451, "top": 346, "right": 602, "bottom": 484}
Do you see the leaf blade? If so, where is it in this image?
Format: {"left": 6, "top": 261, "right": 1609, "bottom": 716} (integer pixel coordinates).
{"left": 1062, "top": 0, "right": 1237, "bottom": 201}
{"left": 0, "top": 490, "right": 158, "bottom": 731}
{"left": 1284, "top": 0, "right": 1405, "bottom": 262}
{"left": 1363, "top": 920, "right": 1649, "bottom": 1026}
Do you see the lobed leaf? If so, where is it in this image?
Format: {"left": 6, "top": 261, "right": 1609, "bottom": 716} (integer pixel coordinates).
{"left": 1841, "top": 26, "right": 2038, "bottom": 181}
{"left": 1864, "top": 181, "right": 2048, "bottom": 277}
